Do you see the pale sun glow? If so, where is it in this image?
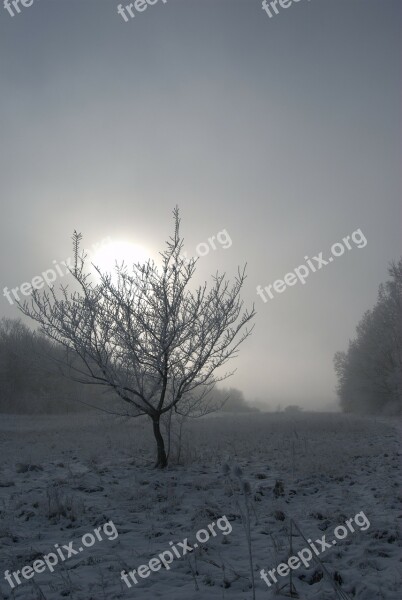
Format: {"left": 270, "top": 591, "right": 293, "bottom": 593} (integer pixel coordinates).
{"left": 91, "top": 241, "right": 150, "bottom": 275}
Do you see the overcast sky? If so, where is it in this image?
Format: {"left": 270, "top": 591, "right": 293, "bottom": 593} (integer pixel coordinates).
{"left": 0, "top": 0, "right": 400, "bottom": 409}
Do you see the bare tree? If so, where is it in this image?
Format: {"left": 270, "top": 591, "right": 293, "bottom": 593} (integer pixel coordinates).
{"left": 18, "top": 208, "right": 255, "bottom": 467}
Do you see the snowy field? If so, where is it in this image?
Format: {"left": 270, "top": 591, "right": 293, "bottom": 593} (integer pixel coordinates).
{"left": 0, "top": 411, "right": 400, "bottom": 600}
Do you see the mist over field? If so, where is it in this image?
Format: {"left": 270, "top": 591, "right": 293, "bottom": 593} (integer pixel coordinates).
{"left": 0, "top": 1, "right": 401, "bottom": 599}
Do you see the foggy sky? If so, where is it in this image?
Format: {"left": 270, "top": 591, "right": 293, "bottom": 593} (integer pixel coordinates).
{"left": 0, "top": 0, "right": 400, "bottom": 409}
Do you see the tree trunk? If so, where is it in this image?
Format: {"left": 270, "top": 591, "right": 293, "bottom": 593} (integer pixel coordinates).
{"left": 165, "top": 408, "right": 173, "bottom": 462}
{"left": 152, "top": 416, "right": 168, "bottom": 468}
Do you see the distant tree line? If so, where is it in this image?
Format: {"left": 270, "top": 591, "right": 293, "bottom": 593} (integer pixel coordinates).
{"left": 212, "top": 387, "right": 259, "bottom": 412}
{"left": 0, "top": 318, "right": 98, "bottom": 414}
{"left": 0, "top": 318, "right": 253, "bottom": 415}
{"left": 334, "top": 259, "right": 402, "bottom": 415}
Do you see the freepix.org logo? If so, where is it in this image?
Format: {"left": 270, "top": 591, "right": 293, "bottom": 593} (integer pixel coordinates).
{"left": 4, "top": 521, "right": 118, "bottom": 589}
{"left": 3, "top": 0, "right": 36, "bottom": 18}
{"left": 2, "top": 236, "right": 112, "bottom": 306}
{"left": 121, "top": 516, "right": 232, "bottom": 589}
{"left": 260, "top": 511, "right": 370, "bottom": 588}
{"left": 256, "top": 228, "right": 367, "bottom": 303}
{"left": 117, "top": 0, "right": 167, "bottom": 22}
{"left": 262, "top": 0, "right": 311, "bottom": 20}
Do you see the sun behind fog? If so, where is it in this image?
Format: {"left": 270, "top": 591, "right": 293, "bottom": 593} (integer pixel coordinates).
{"left": 91, "top": 240, "right": 150, "bottom": 275}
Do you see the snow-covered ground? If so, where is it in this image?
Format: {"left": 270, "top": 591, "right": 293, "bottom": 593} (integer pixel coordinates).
{"left": 0, "top": 412, "right": 400, "bottom": 600}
